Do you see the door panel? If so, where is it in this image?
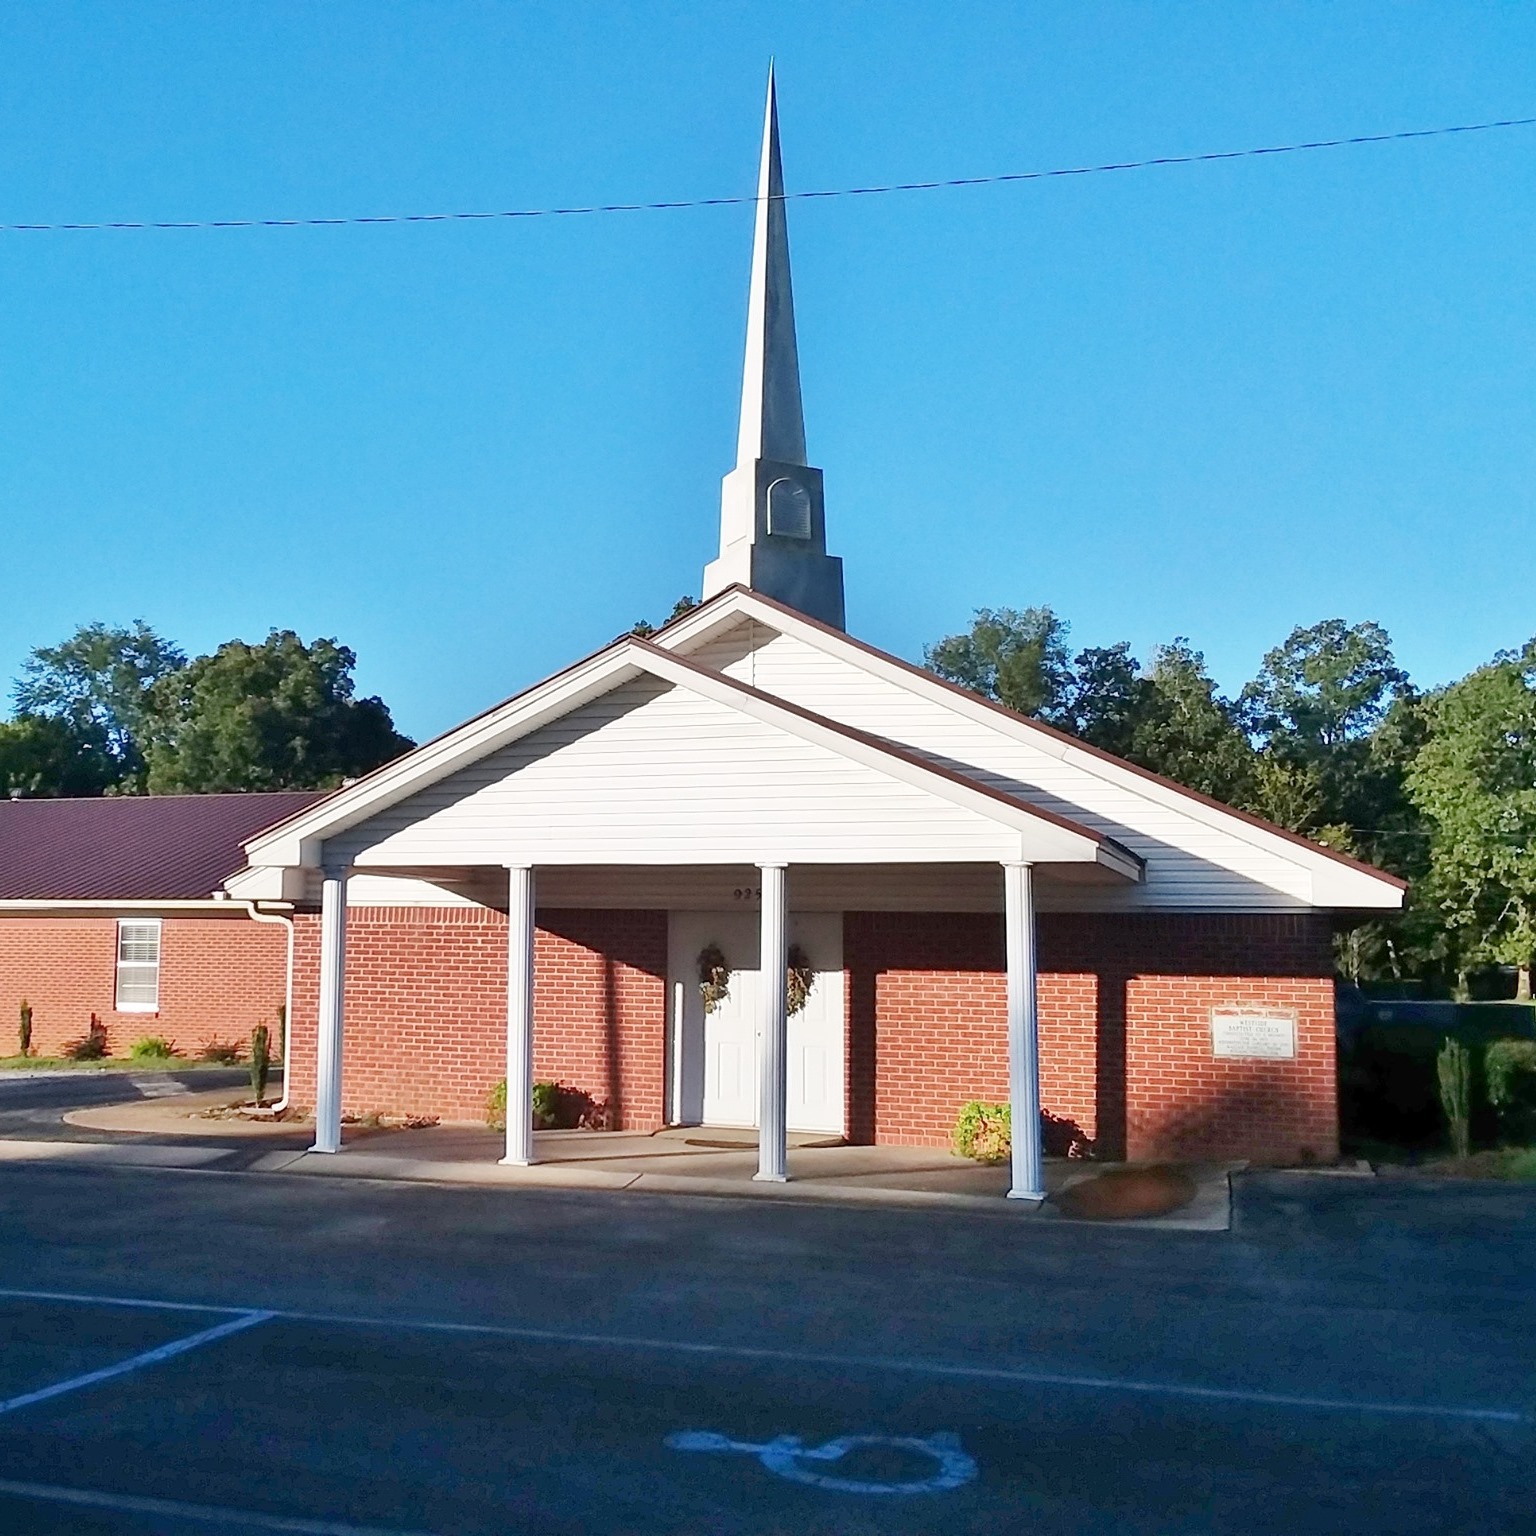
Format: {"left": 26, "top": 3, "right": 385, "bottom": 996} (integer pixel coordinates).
{"left": 668, "top": 910, "right": 844, "bottom": 1135}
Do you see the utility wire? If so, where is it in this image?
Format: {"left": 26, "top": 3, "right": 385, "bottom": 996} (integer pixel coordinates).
{"left": 1, "top": 114, "right": 1532, "bottom": 234}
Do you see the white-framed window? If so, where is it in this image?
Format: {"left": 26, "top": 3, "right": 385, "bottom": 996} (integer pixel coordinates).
{"left": 115, "top": 919, "right": 162, "bottom": 1013}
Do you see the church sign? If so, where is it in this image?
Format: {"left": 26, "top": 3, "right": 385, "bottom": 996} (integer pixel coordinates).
{"left": 1209, "top": 1006, "right": 1297, "bottom": 1060}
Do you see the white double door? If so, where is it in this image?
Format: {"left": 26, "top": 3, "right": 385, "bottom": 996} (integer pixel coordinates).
{"left": 669, "top": 911, "right": 845, "bottom": 1136}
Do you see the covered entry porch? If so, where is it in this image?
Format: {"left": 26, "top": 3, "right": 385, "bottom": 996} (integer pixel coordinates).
{"left": 306, "top": 856, "right": 1140, "bottom": 1202}
{"left": 232, "top": 633, "right": 1141, "bottom": 1199}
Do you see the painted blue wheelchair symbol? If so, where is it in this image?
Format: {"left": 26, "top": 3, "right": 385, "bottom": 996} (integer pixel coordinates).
{"left": 665, "top": 1429, "right": 977, "bottom": 1495}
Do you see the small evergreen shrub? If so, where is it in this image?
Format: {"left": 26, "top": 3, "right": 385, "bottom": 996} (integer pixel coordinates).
{"left": 1437, "top": 1037, "right": 1473, "bottom": 1159}
{"left": 63, "top": 1014, "right": 108, "bottom": 1062}
{"left": 129, "top": 1036, "right": 177, "bottom": 1061}
{"left": 18, "top": 999, "right": 33, "bottom": 1058}
{"left": 1485, "top": 1039, "right": 1536, "bottom": 1144}
{"left": 249, "top": 1024, "right": 271, "bottom": 1105}
{"left": 486, "top": 1078, "right": 608, "bottom": 1132}
{"left": 953, "top": 1101, "right": 1012, "bottom": 1164}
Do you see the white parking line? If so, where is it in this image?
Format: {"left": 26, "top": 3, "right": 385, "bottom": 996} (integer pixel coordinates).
{"left": 0, "top": 1308, "right": 273, "bottom": 1417}
{"left": 0, "top": 1284, "right": 1525, "bottom": 1425}
{"left": 0, "top": 1477, "right": 433, "bottom": 1535}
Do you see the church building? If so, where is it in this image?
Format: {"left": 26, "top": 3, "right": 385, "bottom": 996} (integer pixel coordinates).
{"left": 227, "top": 75, "right": 1404, "bottom": 1196}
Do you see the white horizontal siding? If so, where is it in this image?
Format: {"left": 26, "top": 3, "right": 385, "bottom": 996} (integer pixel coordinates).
{"left": 688, "top": 622, "right": 1318, "bottom": 911}
{"left": 344, "top": 873, "right": 485, "bottom": 907}
{"left": 325, "top": 676, "right": 1023, "bottom": 868}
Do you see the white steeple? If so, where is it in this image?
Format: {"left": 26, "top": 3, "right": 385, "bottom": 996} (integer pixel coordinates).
{"left": 702, "top": 65, "right": 845, "bottom": 629}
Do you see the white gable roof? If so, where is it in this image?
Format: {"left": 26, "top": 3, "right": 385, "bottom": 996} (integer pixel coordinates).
{"left": 234, "top": 589, "right": 1402, "bottom": 913}
{"left": 237, "top": 635, "right": 1138, "bottom": 882}
{"left": 653, "top": 588, "right": 1405, "bottom": 913}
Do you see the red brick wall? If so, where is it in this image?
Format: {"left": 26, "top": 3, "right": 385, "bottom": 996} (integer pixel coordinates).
{"left": 0, "top": 914, "right": 286, "bottom": 1058}
{"left": 286, "top": 904, "right": 1335, "bottom": 1162}
{"left": 845, "top": 910, "right": 1337, "bottom": 1164}
{"left": 288, "top": 907, "right": 667, "bottom": 1127}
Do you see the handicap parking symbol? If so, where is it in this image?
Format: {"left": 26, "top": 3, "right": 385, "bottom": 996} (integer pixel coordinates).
{"left": 665, "top": 1429, "right": 977, "bottom": 1496}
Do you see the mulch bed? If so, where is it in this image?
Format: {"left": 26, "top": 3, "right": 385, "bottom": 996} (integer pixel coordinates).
{"left": 1051, "top": 1164, "right": 1199, "bottom": 1220}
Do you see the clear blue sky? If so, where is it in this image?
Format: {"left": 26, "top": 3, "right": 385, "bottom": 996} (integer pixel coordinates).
{"left": 2, "top": 3, "right": 1532, "bottom": 742}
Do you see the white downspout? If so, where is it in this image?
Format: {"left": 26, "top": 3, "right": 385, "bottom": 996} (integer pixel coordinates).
{"left": 240, "top": 902, "right": 295, "bottom": 1112}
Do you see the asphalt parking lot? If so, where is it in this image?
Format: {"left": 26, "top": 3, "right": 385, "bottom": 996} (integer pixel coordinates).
{"left": 0, "top": 1157, "right": 1530, "bottom": 1534}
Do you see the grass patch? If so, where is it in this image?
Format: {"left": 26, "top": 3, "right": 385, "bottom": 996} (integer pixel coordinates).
{"left": 0, "top": 1055, "right": 260, "bottom": 1073}
{"left": 1414, "top": 1147, "right": 1536, "bottom": 1180}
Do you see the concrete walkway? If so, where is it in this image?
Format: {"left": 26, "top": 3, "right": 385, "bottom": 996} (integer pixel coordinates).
{"left": 55, "top": 1085, "right": 1236, "bottom": 1229}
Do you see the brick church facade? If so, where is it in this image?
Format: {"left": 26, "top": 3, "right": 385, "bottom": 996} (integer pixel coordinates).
{"left": 2, "top": 78, "right": 1401, "bottom": 1194}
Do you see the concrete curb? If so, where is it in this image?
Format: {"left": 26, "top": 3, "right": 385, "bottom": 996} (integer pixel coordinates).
{"left": 233, "top": 1145, "right": 1235, "bottom": 1227}
{"left": 0, "top": 1134, "right": 1234, "bottom": 1229}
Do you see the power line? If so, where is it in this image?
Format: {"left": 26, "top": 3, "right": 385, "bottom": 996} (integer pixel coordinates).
{"left": 2, "top": 113, "right": 1532, "bottom": 234}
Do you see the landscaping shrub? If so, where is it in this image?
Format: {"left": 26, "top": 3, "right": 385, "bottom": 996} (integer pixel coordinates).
{"left": 531, "top": 1080, "right": 560, "bottom": 1130}
{"left": 63, "top": 1014, "right": 108, "bottom": 1062}
{"left": 1338, "top": 1012, "right": 1529, "bottom": 1149}
{"left": 486, "top": 1079, "right": 609, "bottom": 1132}
{"left": 198, "top": 1040, "right": 243, "bottom": 1064}
{"left": 1437, "top": 1037, "right": 1473, "bottom": 1159}
{"left": 953, "top": 1101, "right": 1011, "bottom": 1164}
{"left": 129, "top": 1036, "right": 177, "bottom": 1061}
{"left": 249, "top": 1024, "right": 271, "bottom": 1105}
{"left": 486, "top": 1077, "right": 507, "bottom": 1130}
{"left": 953, "top": 1103, "right": 1095, "bottom": 1161}
{"left": 18, "top": 999, "right": 32, "bottom": 1058}
{"left": 1485, "top": 1039, "right": 1536, "bottom": 1144}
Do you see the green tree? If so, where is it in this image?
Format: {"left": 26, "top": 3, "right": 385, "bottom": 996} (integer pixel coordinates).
{"left": 12, "top": 621, "right": 186, "bottom": 784}
{"left": 1238, "top": 620, "right": 1427, "bottom": 983}
{"left": 1241, "top": 619, "right": 1410, "bottom": 752}
{"left": 1126, "top": 639, "right": 1257, "bottom": 807}
{"left": 1406, "top": 642, "right": 1536, "bottom": 999}
{"left": 627, "top": 595, "right": 698, "bottom": 640}
{"left": 142, "top": 631, "right": 413, "bottom": 794}
{"left": 0, "top": 714, "right": 117, "bottom": 798}
{"left": 1064, "top": 642, "right": 1153, "bottom": 758}
{"left": 925, "top": 606, "right": 1074, "bottom": 722}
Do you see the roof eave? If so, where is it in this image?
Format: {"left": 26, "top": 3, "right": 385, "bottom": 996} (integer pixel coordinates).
{"left": 664, "top": 586, "right": 1406, "bottom": 902}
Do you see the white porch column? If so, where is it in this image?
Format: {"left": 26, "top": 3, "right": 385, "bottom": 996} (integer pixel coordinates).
{"left": 311, "top": 863, "right": 349, "bottom": 1154}
{"left": 755, "top": 862, "right": 789, "bottom": 1182}
{"left": 1004, "top": 861, "right": 1045, "bottom": 1201}
{"left": 501, "top": 863, "right": 536, "bottom": 1167}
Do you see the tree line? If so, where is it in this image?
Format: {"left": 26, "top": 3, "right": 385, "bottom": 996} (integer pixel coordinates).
{"left": 926, "top": 608, "right": 1536, "bottom": 1000}
{"left": 0, "top": 622, "right": 413, "bottom": 798}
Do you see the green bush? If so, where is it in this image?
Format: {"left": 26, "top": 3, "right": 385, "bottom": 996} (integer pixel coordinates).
{"left": 532, "top": 1080, "right": 561, "bottom": 1129}
{"left": 1485, "top": 1039, "right": 1536, "bottom": 1144}
{"left": 63, "top": 1015, "right": 108, "bottom": 1062}
{"left": 1437, "top": 1037, "right": 1473, "bottom": 1159}
{"left": 486, "top": 1079, "right": 606, "bottom": 1131}
{"left": 953, "top": 1101, "right": 1012, "bottom": 1164}
{"left": 129, "top": 1036, "right": 177, "bottom": 1061}
{"left": 18, "top": 999, "right": 32, "bottom": 1058}
{"left": 486, "top": 1077, "right": 507, "bottom": 1130}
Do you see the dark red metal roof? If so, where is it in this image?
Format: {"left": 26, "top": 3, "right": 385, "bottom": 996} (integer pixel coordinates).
{"left": 0, "top": 792, "right": 330, "bottom": 901}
